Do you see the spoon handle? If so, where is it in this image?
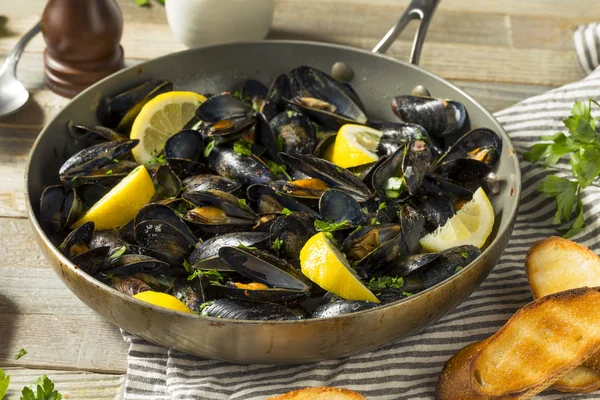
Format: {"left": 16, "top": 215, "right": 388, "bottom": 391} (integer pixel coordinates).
{"left": 0, "top": 21, "right": 42, "bottom": 77}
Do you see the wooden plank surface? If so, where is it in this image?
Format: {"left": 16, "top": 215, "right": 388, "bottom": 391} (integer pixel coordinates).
{"left": 0, "top": 1, "right": 595, "bottom": 399}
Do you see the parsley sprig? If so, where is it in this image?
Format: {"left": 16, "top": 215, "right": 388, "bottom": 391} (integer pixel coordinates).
{"left": 524, "top": 100, "right": 600, "bottom": 237}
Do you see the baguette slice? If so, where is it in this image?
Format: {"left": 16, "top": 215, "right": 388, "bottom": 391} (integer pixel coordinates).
{"left": 267, "top": 387, "right": 366, "bottom": 400}
{"left": 553, "top": 365, "right": 600, "bottom": 393}
{"left": 470, "top": 287, "right": 600, "bottom": 398}
{"left": 526, "top": 236, "right": 600, "bottom": 299}
{"left": 435, "top": 342, "right": 491, "bottom": 400}
{"left": 526, "top": 236, "right": 600, "bottom": 377}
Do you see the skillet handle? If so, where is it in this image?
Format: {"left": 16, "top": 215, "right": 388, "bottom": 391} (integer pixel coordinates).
{"left": 371, "top": 0, "right": 440, "bottom": 65}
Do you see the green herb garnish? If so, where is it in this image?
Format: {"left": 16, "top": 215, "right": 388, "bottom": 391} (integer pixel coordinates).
{"left": 104, "top": 169, "right": 113, "bottom": 175}
{"left": 276, "top": 136, "right": 284, "bottom": 152}
{"left": 238, "top": 198, "right": 247, "bottom": 208}
{"left": 266, "top": 160, "right": 292, "bottom": 180}
{"left": 14, "top": 348, "right": 27, "bottom": 360}
{"left": 370, "top": 217, "right": 379, "bottom": 225}
{"left": 524, "top": 100, "right": 600, "bottom": 237}
{"left": 110, "top": 246, "right": 127, "bottom": 259}
{"left": 238, "top": 244, "right": 258, "bottom": 251}
{"left": 366, "top": 276, "right": 404, "bottom": 291}
{"left": 187, "top": 269, "right": 224, "bottom": 285}
{"left": 146, "top": 153, "right": 166, "bottom": 166}
{"left": 0, "top": 368, "right": 9, "bottom": 399}
{"left": 361, "top": 207, "right": 369, "bottom": 214}
{"left": 281, "top": 207, "right": 293, "bottom": 216}
{"left": 461, "top": 252, "right": 469, "bottom": 259}
{"left": 378, "top": 202, "right": 387, "bottom": 210}
{"left": 204, "top": 139, "right": 216, "bottom": 157}
{"left": 454, "top": 266, "right": 463, "bottom": 273}
{"left": 233, "top": 139, "right": 253, "bottom": 156}
{"left": 402, "top": 292, "right": 414, "bottom": 297}
{"left": 20, "top": 375, "right": 62, "bottom": 400}
{"left": 271, "top": 238, "right": 284, "bottom": 251}
{"left": 314, "top": 219, "right": 349, "bottom": 232}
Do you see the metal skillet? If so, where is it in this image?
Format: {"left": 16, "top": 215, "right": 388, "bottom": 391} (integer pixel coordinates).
{"left": 25, "top": 0, "right": 521, "bottom": 364}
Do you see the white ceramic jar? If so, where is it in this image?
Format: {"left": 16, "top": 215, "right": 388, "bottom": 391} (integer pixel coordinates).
{"left": 165, "top": 0, "right": 276, "bottom": 48}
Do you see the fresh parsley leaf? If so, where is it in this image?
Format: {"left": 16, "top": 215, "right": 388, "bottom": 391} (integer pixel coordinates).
{"left": 233, "top": 139, "right": 252, "bottom": 156}
{"left": 146, "top": 153, "right": 166, "bottom": 166}
{"left": 335, "top": 166, "right": 344, "bottom": 173}
{"left": 538, "top": 175, "right": 579, "bottom": 224}
{"left": 21, "top": 375, "right": 61, "bottom": 400}
{"left": 183, "top": 259, "right": 193, "bottom": 274}
{"left": 0, "top": 368, "right": 9, "bottom": 399}
{"left": 276, "top": 136, "right": 284, "bottom": 152}
{"left": 266, "top": 160, "right": 292, "bottom": 180}
{"left": 238, "top": 198, "right": 247, "bottom": 209}
{"left": 454, "top": 266, "right": 463, "bottom": 273}
{"left": 314, "top": 219, "right": 349, "bottom": 232}
{"left": 187, "top": 269, "right": 224, "bottom": 285}
{"left": 402, "top": 291, "right": 414, "bottom": 297}
{"left": 366, "top": 276, "right": 404, "bottom": 291}
{"left": 14, "top": 348, "right": 27, "bottom": 360}
{"left": 562, "top": 196, "right": 585, "bottom": 238}
{"left": 572, "top": 145, "right": 600, "bottom": 187}
{"left": 378, "top": 202, "right": 387, "bottom": 210}
{"left": 104, "top": 169, "right": 113, "bottom": 175}
{"left": 271, "top": 238, "right": 284, "bottom": 251}
{"left": 361, "top": 207, "right": 369, "bottom": 214}
{"left": 370, "top": 217, "right": 379, "bottom": 225}
{"left": 110, "top": 246, "right": 127, "bottom": 259}
{"left": 323, "top": 231, "right": 335, "bottom": 241}
{"left": 204, "top": 139, "right": 216, "bottom": 158}
{"left": 460, "top": 252, "right": 469, "bottom": 259}
{"left": 281, "top": 207, "right": 293, "bottom": 216}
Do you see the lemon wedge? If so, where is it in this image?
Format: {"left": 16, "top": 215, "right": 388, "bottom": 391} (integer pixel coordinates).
{"left": 72, "top": 165, "right": 155, "bottom": 230}
{"left": 325, "top": 124, "right": 382, "bottom": 169}
{"left": 133, "top": 291, "right": 192, "bottom": 313}
{"left": 300, "top": 232, "right": 379, "bottom": 303}
{"left": 419, "top": 187, "right": 495, "bottom": 252}
{"left": 130, "top": 91, "right": 207, "bottom": 164}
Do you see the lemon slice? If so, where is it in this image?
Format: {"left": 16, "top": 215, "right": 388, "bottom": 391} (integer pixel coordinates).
{"left": 300, "top": 232, "right": 379, "bottom": 303}
{"left": 325, "top": 124, "right": 382, "bottom": 169}
{"left": 133, "top": 291, "right": 192, "bottom": 313}
{"left": 130, "top": 91, "right": 207, "bottom": 164}
{"left": 419, "top": 187, "right": 495, "bottom": 252}
{"left": 72, "top": 165, "right": 155, "bottom": 230}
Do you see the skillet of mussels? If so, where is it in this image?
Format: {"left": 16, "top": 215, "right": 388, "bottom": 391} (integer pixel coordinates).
{"left": 40, "top": 65, "right": 502, "bottom": 321}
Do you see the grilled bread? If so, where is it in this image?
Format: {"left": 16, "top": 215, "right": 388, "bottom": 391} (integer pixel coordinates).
{"left": 267, "top": 387, "right": 366, "bottom": 400}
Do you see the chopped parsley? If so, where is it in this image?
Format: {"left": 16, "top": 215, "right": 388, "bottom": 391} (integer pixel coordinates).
{"left": 146, "top": 153, "right": 166, "bottom": 166}
{"left": 233, "top": 139, "right": 253, "bottom": 156}
{"left": 14, "top": 348, "right": 27, "bottom": 360}
{"left": 110, "top": 246, "right": 127, "bottom": 259}
{"left": 402, "top": 291, "right": 414, "bottom": 297}
{"left": 266, "top": 160, "right": 292, "bottom": 180}
{"left": 183, "top": 259, "right": 193, "bottom": 274}
{"left": 237, "top": 244, "right": 258, "bottom": 251}
{"left": 367, "top": 276, "right": 404, "bottom": 291}
{"left": 378, "top": 202, "right": 387, "bottom": 210}
{"left": 461, "top": 252, "right": 469, "bottom": 259}
{"left": 238, "top": 198, "right": 247, "bottom": 208}
{"left": 204, "top": 139, "right": 215, "bottom": 157}
{"left": 281, "top": 207, "right": 293, "bottom": 216}
{"left": 187, "top": 269, "right": 224, "bottom": 285}
{"left": 271, "top": 238, "right": 284, "bottom": 251}
{"left": 314, "top": 219, "right": 349, "bottom": 232}
{"left": 104, "top": 169, "right": 113, "bottom": 175}
{"left": 455, "top": 266, "right": 464, "bottom": 273}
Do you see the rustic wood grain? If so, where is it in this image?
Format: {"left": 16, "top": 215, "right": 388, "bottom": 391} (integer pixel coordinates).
{"left": 2, "top": 368, "right": 122, "bottom": 400}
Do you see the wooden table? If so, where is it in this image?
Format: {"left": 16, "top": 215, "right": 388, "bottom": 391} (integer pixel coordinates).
{"left": 1, "top": 0, "right": 598, "bottom": 398}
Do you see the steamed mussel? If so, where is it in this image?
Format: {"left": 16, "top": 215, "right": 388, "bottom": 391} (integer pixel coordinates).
{"left": 42, "top": 65, "right": 502, "bottom": 322}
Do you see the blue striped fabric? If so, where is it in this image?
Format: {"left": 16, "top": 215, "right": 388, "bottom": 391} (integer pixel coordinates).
{"left": 120, "top": 24, "right": 600, "bottom": 399}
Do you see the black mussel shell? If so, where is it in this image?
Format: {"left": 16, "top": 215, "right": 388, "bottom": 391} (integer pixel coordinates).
{"left": 59, "top": 140, "right": 138, "bottom": 182}
{"left": 136, "top": 203, "right": 197, "bottom": 243}
{"left": 403, "top": 140, "right": 432, "bottom": 195}
{"left": 206, "top": 145, "right": 276, "bottom": 186}
{"left": 173, "top": 278, "right": 207, "bottom": 311}
{"left": 164, "top": 130, "right": 204, "bottom": 162}
{"left": 134, "top": 218, "right": 196, "bottom": 264}
{"left": 78, "top": 184, "right": 111, "bottom": 208}
{"left": 369, "top": 121, "right": 438, "bottom": 157}
{"left": 59, "top": 221, "right": 94, "bottom": 258}
{"left": 311, "top": 299, "right": 378, "bottom": 318}
{"left": 437, "top": 128, "right": 502, "bottom": 167}
{"left": 319, "top": 189, "right": 365, "bottom": 226}
{"left": 148, "top": 164, "right": 182, "bottom": 201}
{"left": 214, "top": 282, "right": 309, "bottom": 304}
{"left": 39, "top": 185, "right": 65, "bottom": 235}
{"left": 111, "top": 276, "right": 152, "bottom": 297}
{"left": 269, "top": 214, "right": 317, "bottom": 261}
{"left": 410, "top": 179, "right": 456, "bottom": 233}
{"left": 270, "top": 111, "right": 316, "bottom": 155}
{"left": 89, "top": 229, "right": 128, "bottom": 254}
{"left": 434, "top": 158, "right": 493, "bottom": 195}
{"left": 97, "top": 79, "right": 173, "bottom": 130}
{"left": 183, "top": 189, "right": 256, "bottom": 220}
{"left": 392, "top": 96, "right": 466, "bottom": 138}
{"left": 262, "top": 74, "right": 292, "bottom": 121}
{"left": 371, "top": 145, "right": 407, "bottom": 200}
{"left": 195, "top": 94, "right": 255, "bottom": 141}
{"left": 72, "top": 246, "right": 111, "bottom": 275}
{"left": 184, "top": 174, "right": 241, "bottom": 194}
{"left": 201, "top": 298, "right": 304, "bottom": 320}
{"left": 398, "top": 204, "right": 425, "bottom": 256}
{"left": 189, "top": 232, "right": 270, "bottom": 271}
{"left": 279, "top": 153, "right": 371, "bottom": 202}
{"left": 246, "top": 184, "right": 321, "bottom": 218}
{"left": 414, "top": 245, "right": 480, "bottom": 289}
{"left": 67, "top": 122, "right": 128, "bottom": 143}
{"left": 232, "top": 79, "right": 268, "bottom": 111}
{"left": 103, "top": 254, "right": 176, "bottom": 276}
{"left": 219, "top": 247, "right": 311, "bottom": 292}
{"left": 384, "top": 253, "right": 440, "bottom": 277}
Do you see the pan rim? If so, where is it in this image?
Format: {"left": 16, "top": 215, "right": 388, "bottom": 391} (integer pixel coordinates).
{"left": 25, "top": 39, "right": 521, "bottom": 326}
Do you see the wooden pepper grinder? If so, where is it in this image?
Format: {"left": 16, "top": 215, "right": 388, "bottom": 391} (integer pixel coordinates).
{"left": 41, "top": 0, "right": 125, "bottom": 98}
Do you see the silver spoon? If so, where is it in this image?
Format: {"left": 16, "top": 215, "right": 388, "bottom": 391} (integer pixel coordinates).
{"left": 0, "top": 21, "right": 41, "bottom": 117}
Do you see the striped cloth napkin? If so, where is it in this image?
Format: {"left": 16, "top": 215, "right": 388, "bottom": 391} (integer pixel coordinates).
{"left": 120, "top": 24, "right": 600, "bottom": 400}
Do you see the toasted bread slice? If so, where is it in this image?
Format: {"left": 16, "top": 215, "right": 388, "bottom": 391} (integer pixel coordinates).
{"left": 470, "top": 287, "right": 600, "bottom": 398}
{"left": 435, "top": 342, "right": 489, "bottom": 400}
{"left": 525, "top": 236, "right": 600, "bottom": 378}
{"left": 267, "top": 387, "right": 366, "bottom": 400}
{"left": 525, "top": 236, "right": 600, "bottom": 299}
{"left": 554, "top": 365, "right": 600, "bottom": 393}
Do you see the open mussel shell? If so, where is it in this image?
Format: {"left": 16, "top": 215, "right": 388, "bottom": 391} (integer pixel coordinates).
{"left": 371, "top": 145, "right": 406, "bottom": 200}
{"left": 436, "top": 128, "right": 502, "bottom": 167}
{"left": 59, "top": 140, "right": 139, "bottom": 183}
{"left": 384, "top": 253, "right": 440, "bottom": 277}
{"left": 319, "top": 189, "right": 365, "bottom": 226}
{"left": 183, "top": 174, "right": 241, "bottom": 194}
{"left": 246, "top": 184, "right": 321, "bottom": 218}
{"left": 97, "top": 79, "right": 173, "bottom": 131}
{"left": 164, "top": 129, "right": 205, "bottom": 167}
{"left": 398, "top": 204, "right": 425, "bottom": 256}
{"left": 311, "top": 298, "right": 378, "bottom": 318}
{"left": 231, "top": 79, "right": 268, "bottom": 111}
{"left": 270, "top": 111, "right": 316, "bottom": 155}
{"left": 403, "top": 140, "right": 432, "bottom": 195}
{"left": 148, "top": 164, "right": 182, "bottom": 201}
{"left": 59, "top": 221, "right": 94, "bottom": 258}
{"left": 188, "top": 232, "right": 270, "bottom": 271}
{"left": 286, "top": 66, "right": 367, "bottom": 130}
{"left": 89, "top": 229, "right": 127, "bottom": 254}
{"left": 269, "top": 213, "right": 317, "bottom": 261}
{"left": 214, "top": 283, "right": 309, "bottom": 304}
{"left": 182, "top": 189, "right": 257, "bottom": 232}
{"left": 195, "top": 94, "right": 255, "bottom": 141}
{"left": 206, "top": 145, "right": 276, "bottom": 185}
{"left": 369, "top": 121, "right": 438, "bottom": 158}
{"left": 67, "top": 121, "right": 128, "bottom": 143}
{"left": 40, "top": 185, "right": 84, "bottom": 235}
{"left": 279, "top": 153, "right": 371, "bottom": 202}
{"left": 201, "top": 298, "right": 304, "bottom": 320}
{"left": 262, "top": 74, "right": 292, "bottom": 121}
{"left": 136, "top": 203, "right": 197, "bottom": 242}
{"left": 72, "top": 246, "right": 111, "bottom": 276}
{"left": 342, "top": 223, "right": 405, "bottom": 278}
{"left": 273, "top": 178, "right": 329, "bottom": 202}
{"left": 219, "top": 247, "right": 311, "bottom": 292}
